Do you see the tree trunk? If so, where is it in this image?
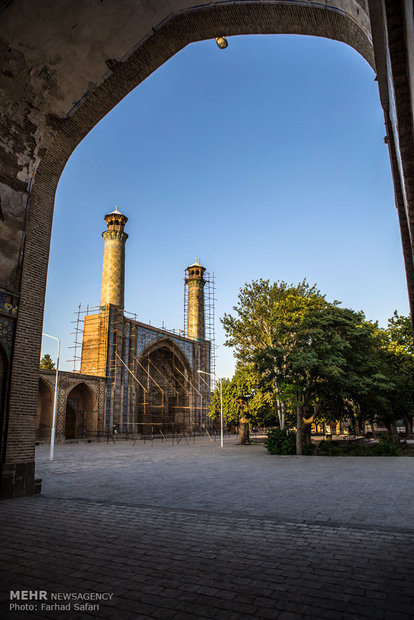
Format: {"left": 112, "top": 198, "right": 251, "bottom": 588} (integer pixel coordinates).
{"left": 390, "top": 421, "right": 400, "bottom": 444}
{"left": 404, "top": 416, "right": 413, "bottom": 438}
{"left": 275, "top": 381, "right": 285, "bottom": 431}
{"left": 239, "top": 418, "right": 250, "bottom": 445}
{"left": 385, "top": 421, "right": 400, "bottom": 444}
{"left": 296, "top": 405, "right": 303, "bottom": 455}
{"left": 303, "top": 422, "right": 312, "bottom": 444}
{"left": 276, "top": 397, "right": 282, "bottom": 429}
{"left": 281, "top": 402, "right": 286, "bottom": 431}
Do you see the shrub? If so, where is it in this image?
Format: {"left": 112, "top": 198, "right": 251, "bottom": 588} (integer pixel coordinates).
{"left": 266, "top": 432, "right": 406, "bottom": 457}
{"left": 302, "top": 442, "right": 316, "bottom": 455}
{"left": 315, "top": 437, "right": 403, "bottom": 456}
{"left": 265, "top": 428, "right": 296, "bottom": 455}
{"left": 370, "top": 436, "right": 401, "bottom": 456}
{"left": 317, "top": 440, "right": 342, "bottom": 456}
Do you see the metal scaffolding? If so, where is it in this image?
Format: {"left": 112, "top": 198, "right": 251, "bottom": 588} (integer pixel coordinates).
{"left": 69, "top": 301, "right": 215, "bottom": 438}
{"left": 183, "top": 269, "right": 216, "bottom": 378}
{"left": 69, "top": 304, "right": 105, "bottom": 373}
{"left": 205, "top": 272, "right": 217, "bottom": 380}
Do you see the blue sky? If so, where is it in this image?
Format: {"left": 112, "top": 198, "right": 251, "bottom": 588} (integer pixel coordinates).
{"left": 41, "top": 34, "right": 409, "bottom": 378}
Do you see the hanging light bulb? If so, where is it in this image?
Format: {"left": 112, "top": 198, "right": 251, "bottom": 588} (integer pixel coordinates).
{"left": 215, "top": 36, "right": 228, "bottom": 49}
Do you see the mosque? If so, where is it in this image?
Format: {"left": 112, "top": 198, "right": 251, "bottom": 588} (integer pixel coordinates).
{"left": 37, "top": 207, "right": 213, "bottom": 440}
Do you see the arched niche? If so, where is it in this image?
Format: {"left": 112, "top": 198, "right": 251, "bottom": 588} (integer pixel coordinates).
{"left": 65, "top": 382, "right": 97, "bottom": 439}
{"left": 134, "top": 338, "right": 192, "bottom": 434}
{"left": 36, "top": 378, "right": 54, "bottom": 440}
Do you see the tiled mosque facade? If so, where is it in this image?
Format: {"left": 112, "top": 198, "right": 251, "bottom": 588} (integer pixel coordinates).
{"left": 37, "top": 208, "right": 211, "bottom": 440}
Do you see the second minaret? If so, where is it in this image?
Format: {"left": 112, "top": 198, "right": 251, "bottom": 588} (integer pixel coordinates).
{"left": 100, "top": 206, "right": 128, "bottom": 308}
{"left": 185, "top": 260, "right": 206, "bottom": 341}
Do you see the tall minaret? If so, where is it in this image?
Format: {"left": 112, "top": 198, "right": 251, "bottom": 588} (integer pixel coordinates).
{"left": 100, "top": 206, "right": 128, "bottom": 308}
{"left": 185, "top": 260, "right": 206, "bottom": 341}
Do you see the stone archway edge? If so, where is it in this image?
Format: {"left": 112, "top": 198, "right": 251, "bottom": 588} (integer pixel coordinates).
{"left": 1, "top": 1, "right": 413, "bottom": 498}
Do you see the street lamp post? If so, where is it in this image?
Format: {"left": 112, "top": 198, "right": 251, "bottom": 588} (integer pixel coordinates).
{"left": 198, "top": 369, "right": 223, "bottom": 448}
{"left": 42, "top": 333, "right": 60, "bottom": 461}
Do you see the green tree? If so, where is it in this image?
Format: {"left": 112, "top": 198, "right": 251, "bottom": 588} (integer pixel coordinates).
{"left": 387, "top": 311, "right": 414, "bottom": 354}
{"left": 222, "top": 280, "right": 331, "bottom": 445}
{"left": 209, "top": 364, "right": 279, "bottom": 443}
{"left": 256, "top": 304, "right": 389, "bottom": 452}
{"left": 40, "top": 353, "right": 55, "bottom": 370}
{"left": 222, "top": 279, "right": 329, "bottom": 364}
{"left": 340, "top": 315, "right": 414, "bottom": 443}
{"left": 222, "top": 280, "right": 414, "bottom": 450}
{"left": 374, "top": 313, "right": 414, "bottom": 439}
{"left": 222, "top": 280, "right": 334, "bottom": 452}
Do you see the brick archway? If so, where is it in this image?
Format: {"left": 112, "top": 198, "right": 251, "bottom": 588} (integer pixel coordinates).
{"left": 135, "top": 338, "right": 193, "bottom": 435}
{"left": 1, "top": 1, "right": 413, "bottom": 497}
{"left": 139, "top": 338, "right": 193, "bottom": 377}
{"left": 64, "top": 382, "right": 98, "bottom": 440}
{"left": 36, "top": 377, "right": 54, "bottom": 441}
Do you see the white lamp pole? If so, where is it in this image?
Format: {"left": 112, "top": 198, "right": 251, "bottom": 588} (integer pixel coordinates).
{"left": 42, "top": 333, "right": 60, "bottom": 461}
{"left": 198, "top": 369, "right": 223, "bottom": 448}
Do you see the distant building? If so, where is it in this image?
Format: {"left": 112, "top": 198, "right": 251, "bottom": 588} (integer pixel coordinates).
{"left": 37, "top": 208, "right": 212, "bottom": 440}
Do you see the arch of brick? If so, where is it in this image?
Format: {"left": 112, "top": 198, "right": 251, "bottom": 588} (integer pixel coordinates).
{"left": 37, "top": 371, "right": 105, "bottom": 442}
{"left": 139, "top": 337, "right": 193, "bottom": 375}
{"left": 135, "top": 338, "right": 194, "bottom": 434}
{"left": 0, "top": 1, "right": 413, "bottom": 497}
{"left": 37, "top": 377, "right": 54, "bottom": 441}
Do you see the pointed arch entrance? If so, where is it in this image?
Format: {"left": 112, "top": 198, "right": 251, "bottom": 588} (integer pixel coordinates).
{"left": 64, "top": 382, "right": 97, "bottom": 439}
{"left": 134, "top": 338, "right": 193, "bottom": 435}
{"left": 36, "top": 378, "right": 54, "bottom": 440}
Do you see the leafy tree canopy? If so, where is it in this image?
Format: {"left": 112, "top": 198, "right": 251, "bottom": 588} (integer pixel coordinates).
{"left": 219, "top": 278, "right": 414, "bottom": 447}
{"left": 221, "top": 279, "right": 331, "bottom": 365}
{"left": 386, "top": 310, "right": 414, "bottom": 355}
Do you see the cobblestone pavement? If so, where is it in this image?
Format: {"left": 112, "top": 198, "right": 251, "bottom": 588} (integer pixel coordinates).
{"left": 35, "top": 437, "right": 414, "bottom": 530}
{"left": 1, "top": 438, "right": 414, "bottom": 619}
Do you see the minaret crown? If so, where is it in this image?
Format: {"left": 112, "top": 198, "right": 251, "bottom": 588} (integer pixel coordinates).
{"left": 104, "top": 205, "right": 128, "bottom": 233}
{"left": 185, "top": 260, "right": 206, "bottom": 283}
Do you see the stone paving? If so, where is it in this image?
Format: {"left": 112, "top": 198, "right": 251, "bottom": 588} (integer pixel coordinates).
{"left": 34, "top": 436, "right": 414, "bottom": 530}
{"left": 1, "top": 437, "right": 414, "bottom": 619}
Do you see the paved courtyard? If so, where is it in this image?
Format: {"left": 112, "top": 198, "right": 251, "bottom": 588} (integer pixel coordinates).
{"left": 1, "top": 436, "right": 414, "bottom": 619}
